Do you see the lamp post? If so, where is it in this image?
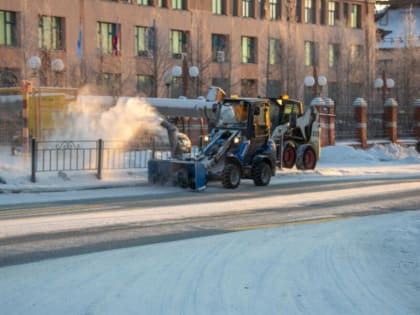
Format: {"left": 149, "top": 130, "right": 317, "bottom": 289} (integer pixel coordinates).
{"left": 27, "top": 56, "right": 42, "bottom": 140}
{"left": 163, "top": 71, "right": 172, "bottom": 97}
{"left": 374, "top": 70, "right": 395, "bottom": 105}
{"left": 51, "top": 58, "right": 65, "bottom": 87}
{"left": 170, "top": 63, "right": 199, "bottom": 98}
{"left": 304, "top": 74, "right": 327, "bottom": 97}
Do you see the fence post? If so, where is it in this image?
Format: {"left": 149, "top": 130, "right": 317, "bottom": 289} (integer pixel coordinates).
{"left": 353, "top": 98, "right": 368, "bottom": 148}
{"left": 151, "top": 138, "right": 156, "bottom": 159}
{"left": 384, "top": 98, "right": 398, "bottom": 144}
{"left": 30, "top": 137, "right": 37, "bottom": 183}
{"left": 97, "top": 139, "right": 103, "bottom": 180}
{"left": 414, "top": 99, "right": 420, "bottom": 140}
{"left": 324, "top": 98, "right": 335, "bottom": 146}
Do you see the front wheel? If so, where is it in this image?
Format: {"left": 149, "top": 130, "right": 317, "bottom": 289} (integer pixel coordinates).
{"left": 296, "top": 144, "right": 317, "bottom": 170}
{"left": 222, "top": 163, "right": 241, "bottom": 189}
{"left": 252, "top": 162, "right": 271, "bottom": 186}
{"left": 282, "top": 141, "right": 297, "bottom": 168}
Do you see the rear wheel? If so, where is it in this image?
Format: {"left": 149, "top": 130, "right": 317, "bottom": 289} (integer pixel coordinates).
{"left": 252, "top": 162, "right": 271, "bottom": 186}
{"left": 282, "top": 141, "right": 297, "bottom": 168}
{"left": 222, "top": 163, "right": 241, "bottom": 189}
{"left": 296, "top": 144, "right": 317, "bottom": 170}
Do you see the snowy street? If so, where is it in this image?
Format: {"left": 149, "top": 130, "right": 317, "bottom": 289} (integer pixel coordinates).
{"left": 0, "top": 143, "right": 420, "bottom": 314}
{"left": 1, "top": 210, "right": 419, "bottom": 315}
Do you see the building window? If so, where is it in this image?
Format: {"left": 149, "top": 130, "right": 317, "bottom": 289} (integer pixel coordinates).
{"left": 97, "top": 72, "right": 121, "bottom": 95}
{"left": 136, "top": 0, "right": 153, "bottom": 5}
{"left": 269, "top": 0, "right": 281, "bottom": 20}
{"left": 135, "top": 26, "right": 156, "bottom": 57}
{"left": 350, "top": 44, "right": 362, "bottom": 61}
{"left": 327, "top": 1, "right": 338, "bottom": 26}
{"left": 304, "top": 41, "right": 315, "bottom": 66}
{"left": 350, "top": 4, "right": 361, "bottom": 28}
{"left": 296, "top": 0, "right": 302, "bottom": 22}
{"left": 304, "top": 0, "right": 315, "bottom": 24}
{"left": 241, "top": 36, "right": 256, "bottom": 63}
{"left": 328, "top": 43, "right": 340, "bottom": 68}
{"left": 97, "top": 22, "right": 120, "bottom": 55}
{"left": 170, "top": 30, "right": 187, "bottom": 58}
{"left": 212, "top": 34, "right": 229, "bottom": 62}
{"left": 0, "top": 10, "right": 17, "bottom": 47}
{"left": 269, "top": 38, "right": 281, "bottom": 65}
{"left": 172, "top": 0, "right": 187, "bottom": 10}
{"left": 158, "top": 0, "right": 168, "bottom": 7}
{"left": 212, "top": 0, "right": 226, "bottom": 15}
{"left": 343, "top": 2, "right": 349, "bottom": 25}
{"left": 241, "top": 79, "right": 257, "bottom": 97}
{"left": 0, "top": 67, "right": 19, "bottom": 87}
{"left": 137, "top": 74, "right": 154, "bottom": 96}
{"left": 320, "top": 0, "right": 326, "bottom": 25}
{"left": 212, "top": 77, "right": 229, "bottom": 94}
{"left": 38, "top": 16, "right": 64, "bottom": 50}
{"left": 242, "top": 0, "right": 254, "bottom": 18}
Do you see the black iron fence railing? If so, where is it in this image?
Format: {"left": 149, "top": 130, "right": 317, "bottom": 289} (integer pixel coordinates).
{"left": 30, "top": 138, "right": 171, "bottom": 182}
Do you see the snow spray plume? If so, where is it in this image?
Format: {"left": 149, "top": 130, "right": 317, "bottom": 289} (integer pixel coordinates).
{"left": 52, "top": 97, "right": 165, "bottom": 142}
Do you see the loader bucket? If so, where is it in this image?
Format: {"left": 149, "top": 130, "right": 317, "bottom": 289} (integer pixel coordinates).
{"left": 148, "top": 159, "right": 207, "bottom": 191}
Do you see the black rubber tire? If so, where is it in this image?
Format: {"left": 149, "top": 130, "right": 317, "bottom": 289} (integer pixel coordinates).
{"left": 222, "top": 163, "right": 241, "bottom": 189}
{"left": 296, "top": 144, "right": 317, "bottom": 170}
{"left": 252, "top": 162, "right": 271, "bottom": 186}
{"left": 282, "top": 141, "right": 297, "bottom": 168}
{"left": 177, "top": 168, "right": 190, "bottom": 188}
{"left": 416, "top": 141, "right": 420, "bottom": 153}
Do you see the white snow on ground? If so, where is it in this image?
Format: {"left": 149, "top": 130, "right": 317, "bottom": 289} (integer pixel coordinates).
{"left": 1, "top": 210, "right": 419, "bottom": 315}
{"left": 0, "top": 143, "right": 420, "bottom": 314}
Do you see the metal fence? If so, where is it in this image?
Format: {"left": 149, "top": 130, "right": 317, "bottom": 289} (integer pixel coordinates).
{"left": 30, "top": 138, "right": 171, "bottom": 182}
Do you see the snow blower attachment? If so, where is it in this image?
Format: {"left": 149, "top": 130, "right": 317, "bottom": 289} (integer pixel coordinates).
{"left": 148, "top": 119, "right": 207, "bottom": 191}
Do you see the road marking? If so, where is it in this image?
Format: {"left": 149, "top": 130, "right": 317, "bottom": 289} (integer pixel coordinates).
{"left": 0, "top": 204, "right": 122, "bottom": 218}
{"left": 227, "top": 216, "right": 347, "bottom": 231}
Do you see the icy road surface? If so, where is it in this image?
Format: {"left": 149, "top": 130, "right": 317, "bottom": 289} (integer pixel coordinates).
{"left": 1, "top": 210, "right": 419, "bottom": 315}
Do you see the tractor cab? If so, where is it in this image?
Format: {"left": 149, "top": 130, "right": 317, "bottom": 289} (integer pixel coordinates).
{"left": 268, "top": 96, "right": 304, "bottom": 131}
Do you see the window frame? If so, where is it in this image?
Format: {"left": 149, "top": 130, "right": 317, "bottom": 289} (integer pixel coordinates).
{"left": 212, "top": 33, "right": 229, "bottom": 62}
{"left": 0, "top": 10, "right": 17, "bottom": 47}
{"left": 170, "top": 29, "right": 188, "bottom": 59}
{"left": 97, "top": 21, "right": 120, "bottom": 55}
{"left": 242, "top": 0, "right": 254, "bottom": 18}
{"left": 269, "top": 0, "right": 281, "bottom": 20}
{"left": 38, "top": 15, "right": 64, "bottom": 50}
{"left": 241, "top": 36, "right": 256, "bottom": 64}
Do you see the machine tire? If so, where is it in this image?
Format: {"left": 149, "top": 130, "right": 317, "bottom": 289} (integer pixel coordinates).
{"left": 296, "top": 144, "right": 317, "bottom": 170}
{"left": 252, "top": 161, "right": 271, "bottom": 186}
{"left": 282, "top": 141, "right": 297, "bottom": 168}
{"left": 416, "top": 141, "right": 420, "bottom": 153}
{"left": 222, "top": 163, "right": 241, "bottom": 189}
{"left": 177, "top": 168, "right": 190, "bottom": 188}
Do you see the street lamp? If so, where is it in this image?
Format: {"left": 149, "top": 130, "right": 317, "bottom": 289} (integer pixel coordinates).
{"left": 375, "top": 70, "right": 395, "bottom": 104}
{"left": 27, "top": 55, "right": 41, "bottom": 78}
{"left": 304, "top": 74, "right": 327, "bottom": 97}
{"left": 163, "top": 71, "right": 172, "bottom": 97}
{"left": 51, "top": 58, "right": 65, "bottom": 87}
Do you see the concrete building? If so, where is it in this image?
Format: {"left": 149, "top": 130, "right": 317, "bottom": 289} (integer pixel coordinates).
{"left": 0, "top": 0, "right": 376, "bottom": 104}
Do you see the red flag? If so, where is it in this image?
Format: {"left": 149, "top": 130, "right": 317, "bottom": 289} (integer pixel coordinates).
{"left": 112, "top": 23, "right": 120, "bottom": 56}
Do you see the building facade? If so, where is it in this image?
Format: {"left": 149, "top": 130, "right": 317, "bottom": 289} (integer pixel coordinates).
{"left": 0, "top": 0, "right": 376, "bottom": 105}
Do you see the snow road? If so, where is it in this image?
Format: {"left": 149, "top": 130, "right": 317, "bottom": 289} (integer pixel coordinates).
{"left": 1, "top": 210, "right": 419, "bottom": 315}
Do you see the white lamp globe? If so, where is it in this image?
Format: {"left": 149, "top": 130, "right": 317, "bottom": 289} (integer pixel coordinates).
{"left": 171, "top": 66, "right": 182, "bottom": 77}
{"left": 386, "top": 78, "right": 395, "bottom": 89}
{"left": 28, "top": 56, "right": 42, "bottom": 71}
{"left": 317, "top": 75, "right": 327, "bottom": 87}
{"left": 304, "top": 75, "right": 315, "bottom": 87}
{"left": 374, "top": 78, "right": 384, "bottom": 89}
{"left": 51, "top": 58, "right": 65, "bottom": 72}
{"left": 189, "top": 66, "right": 199, "bottom": 77}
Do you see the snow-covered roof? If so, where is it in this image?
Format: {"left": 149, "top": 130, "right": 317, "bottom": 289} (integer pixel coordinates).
{"left": 376, "top": 6, "right": 420, "bottom": 49}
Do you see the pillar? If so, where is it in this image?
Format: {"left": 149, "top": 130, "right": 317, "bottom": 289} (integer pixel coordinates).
{"left": 309, "top": 97, "right": 324, "bottom": 153}
{"left": 414, "top": 99, "right": 420, "bottom": 140}
{"left": 353, "top": 98, "right": 367, "bottom": 148}
{"left": 324, "top": 98, "right": 335, "bottom": 146}
{"left": 384, "top": 98, "right": 398, "bottom": 143}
